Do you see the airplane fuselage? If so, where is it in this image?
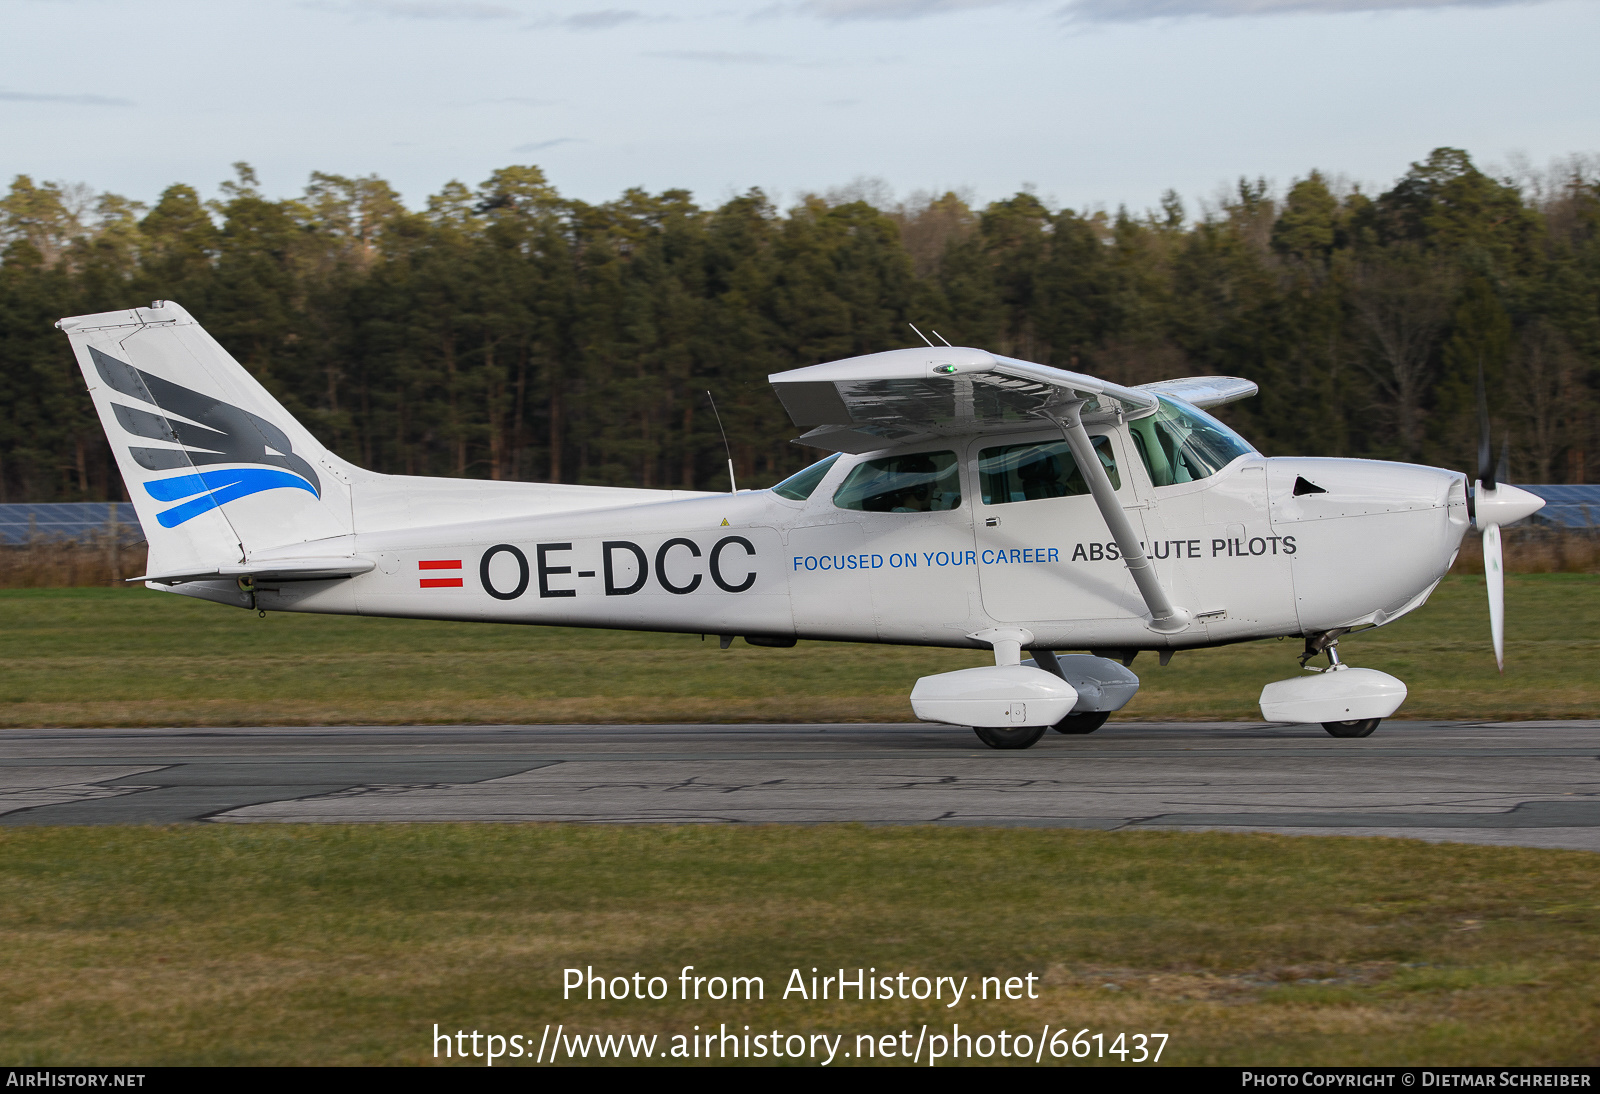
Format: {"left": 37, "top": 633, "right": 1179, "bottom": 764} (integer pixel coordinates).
{"left": 187, "top": 432, "right": 1471, "bottom": 654}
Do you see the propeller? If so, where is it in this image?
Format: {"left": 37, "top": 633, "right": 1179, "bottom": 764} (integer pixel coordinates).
{"left": 1470, "top": 366, "right": 1544, "bottom": 672}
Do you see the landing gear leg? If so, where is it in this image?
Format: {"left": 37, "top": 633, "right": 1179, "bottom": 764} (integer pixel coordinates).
{"left": 1297, "top": 628, "right": 1349, "bottom": 669}
{"left": 1308, "top": 635, "right": 1383, "bottom": 738}
{"left": 973, "top": 725, "right": 1048, "bottom": 750}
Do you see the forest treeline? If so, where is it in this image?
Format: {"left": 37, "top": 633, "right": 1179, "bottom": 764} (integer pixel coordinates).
{"left": 0, "top": 146, "right": 1596, "bottom": 503}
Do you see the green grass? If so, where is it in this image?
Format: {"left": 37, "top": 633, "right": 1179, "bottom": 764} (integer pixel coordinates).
{"left": 0, "top": 574, "right": 1594, "bottom": 726}
{"left": 0, "top": 824, "right": 1596, "bottom": 1066}
{"left": 3, "top": 581, "right": 1595, "bottom": 1065}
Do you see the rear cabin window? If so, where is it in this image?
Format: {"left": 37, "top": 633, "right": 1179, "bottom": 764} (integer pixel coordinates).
{"left": 978, "top": 436, "right": 1119, "bottom": 505}
{"left": 833, "top": 451, "right": 961, "bottom": 513}
{"left": 1129, "top": 396, "right": 1256, "bottom": 487}
{"left": 771, "top": 453, "right": 840, "bottom": 500}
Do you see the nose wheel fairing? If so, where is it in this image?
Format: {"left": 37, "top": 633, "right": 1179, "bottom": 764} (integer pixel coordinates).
{"left": 1259, "top": 664, "right": 1408, "bottom": 726}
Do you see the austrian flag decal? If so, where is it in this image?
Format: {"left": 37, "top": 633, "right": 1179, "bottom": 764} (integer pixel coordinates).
{"left": 419, "top": 559, "right": 463, "bottom": 588}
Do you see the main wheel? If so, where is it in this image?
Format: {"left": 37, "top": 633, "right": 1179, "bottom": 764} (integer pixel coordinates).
{"left": 1052, "top": 711, "right": 1110, "bottom": 735}
{"left": 973, "top": 725, "right": 1048, "bottom": 750}
{"left": 1321, "top": 718, "right": 1380, "bottom": 738}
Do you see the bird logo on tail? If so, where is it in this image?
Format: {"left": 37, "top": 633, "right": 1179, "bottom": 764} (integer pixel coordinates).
{"left": 91, "top": 346, "right": 321, "bottom": 528}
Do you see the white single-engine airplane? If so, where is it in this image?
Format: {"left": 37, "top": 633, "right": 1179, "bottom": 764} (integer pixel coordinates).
{"left": 59, "top": 301, "right": 1545, "bottom": 748}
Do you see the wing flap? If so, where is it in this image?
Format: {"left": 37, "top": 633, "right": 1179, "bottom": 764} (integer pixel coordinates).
{"left": 773, "top": 381, "right": 854, "bottom": 427}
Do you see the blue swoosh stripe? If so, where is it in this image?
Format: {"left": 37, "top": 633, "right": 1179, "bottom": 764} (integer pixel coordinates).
{"left": 146, "top": 468, "right": 319, "bottom": 528}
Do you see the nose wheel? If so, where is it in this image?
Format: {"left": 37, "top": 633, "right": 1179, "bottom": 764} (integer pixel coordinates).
{"left": 1313, "top": 643, "right": 1383, "bottom": 736}
{"left": 973, "top": 725, "right": 1048, "bottom": 749}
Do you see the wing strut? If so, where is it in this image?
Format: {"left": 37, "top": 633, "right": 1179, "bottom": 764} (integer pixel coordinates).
{"left": 1047, "top": 402, "right": 1192, "bottom": 635}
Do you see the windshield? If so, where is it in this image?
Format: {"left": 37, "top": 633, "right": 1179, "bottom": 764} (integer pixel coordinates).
{"left": 1129, "top": 396, "right": 1256, "bottom": 486}
{"left": 772, "top": 453, "right": 840, "bottom": 500}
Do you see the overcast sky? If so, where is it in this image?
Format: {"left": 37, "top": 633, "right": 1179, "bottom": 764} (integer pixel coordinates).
{"left": 3, "top": 0, "right": 1597, "bottom": 216}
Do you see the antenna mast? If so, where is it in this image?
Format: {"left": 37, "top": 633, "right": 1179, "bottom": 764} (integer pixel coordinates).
{"left": 705, "top": 390, "right": 737, "bottom": 493}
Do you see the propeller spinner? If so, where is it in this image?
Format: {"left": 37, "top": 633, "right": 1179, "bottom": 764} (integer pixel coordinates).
{"left": 1471, "top": 369, "right": 1545, "bottom": 672}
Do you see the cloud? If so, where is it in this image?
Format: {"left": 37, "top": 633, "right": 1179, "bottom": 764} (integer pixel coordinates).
{"left": 0, "top": 90, "right": 134, "bottom": 106}
{"left": 511, "top": 138, "right": 583, "bottom": 152}
{"left": 796, "top": 0, "right": 1541, "bottom": 19}
{"left": 444, "top": 96, "right": 562, "bottom": 109}
{"left": 797, "top": 0, "right": 1025, "bottom": 17}
{"left": 340, "top": 0, "right": 517, "bottom": 19}
{"left": 559, "top": 8, "right": 647, "bottom": 29}
{"left": 1060, "top": 0, "right": 1531, "bottom": 21}
{"left": 643, "top": 49, "right": 790, "bottom": 63}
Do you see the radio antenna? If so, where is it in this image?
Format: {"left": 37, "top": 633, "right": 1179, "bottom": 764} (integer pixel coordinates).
{"left": 930, "top": 329, "right": 954, "bottom": 347}
{"left": 705, "top": 390, "right": 737, "bottom": 493}
{"left": 908, "top": 322, "right": 935, "bottom": 348}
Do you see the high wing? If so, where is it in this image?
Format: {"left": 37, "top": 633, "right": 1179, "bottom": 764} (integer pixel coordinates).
{"left": 768, "top": 347, "right": 1162, "bottom": 454}
{"left": 1137, "top": 375, "right": 1258, "bottom": 409}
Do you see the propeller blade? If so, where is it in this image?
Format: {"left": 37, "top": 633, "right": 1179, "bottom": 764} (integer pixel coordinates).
{"left": 1476, "top": 362, "right": 1494, "bottom": 489}
{"left": 1484, "top": 523, "right": 1504, "bottom": 674}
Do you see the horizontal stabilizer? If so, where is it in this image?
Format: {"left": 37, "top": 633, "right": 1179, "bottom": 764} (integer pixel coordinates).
{"left": 135, "top": 557, "right": 376, "bottom": 586}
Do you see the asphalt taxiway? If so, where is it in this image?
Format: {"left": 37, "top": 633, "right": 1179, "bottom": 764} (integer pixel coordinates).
{"left": 1, "top": 721, "right": 1597, "bottom": 850}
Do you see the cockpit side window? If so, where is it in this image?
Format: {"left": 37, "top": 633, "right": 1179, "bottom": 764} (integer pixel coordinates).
{"left": 833, "top": 451, "right": 961, "bottom": 513}
{"left": 772, "top": 453, "right": 840, "bottom": 500}
{"left": 978, "top": 436, "right": 1119, "bottom": 504}
{"left": 1129, "top": 396, "right": 1256, "bottom": 487}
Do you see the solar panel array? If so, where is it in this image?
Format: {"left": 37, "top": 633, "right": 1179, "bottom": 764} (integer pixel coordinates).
{"left": 1523, "top": 485, "right": 1600, "bottom": 530}
{"left": 0, "top": 503, "right": 147, "bottom": 546}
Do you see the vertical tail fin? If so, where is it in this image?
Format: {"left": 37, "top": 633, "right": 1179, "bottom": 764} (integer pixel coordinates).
{"left": 58, "top": 301, "right": 354, "bottom": 577}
